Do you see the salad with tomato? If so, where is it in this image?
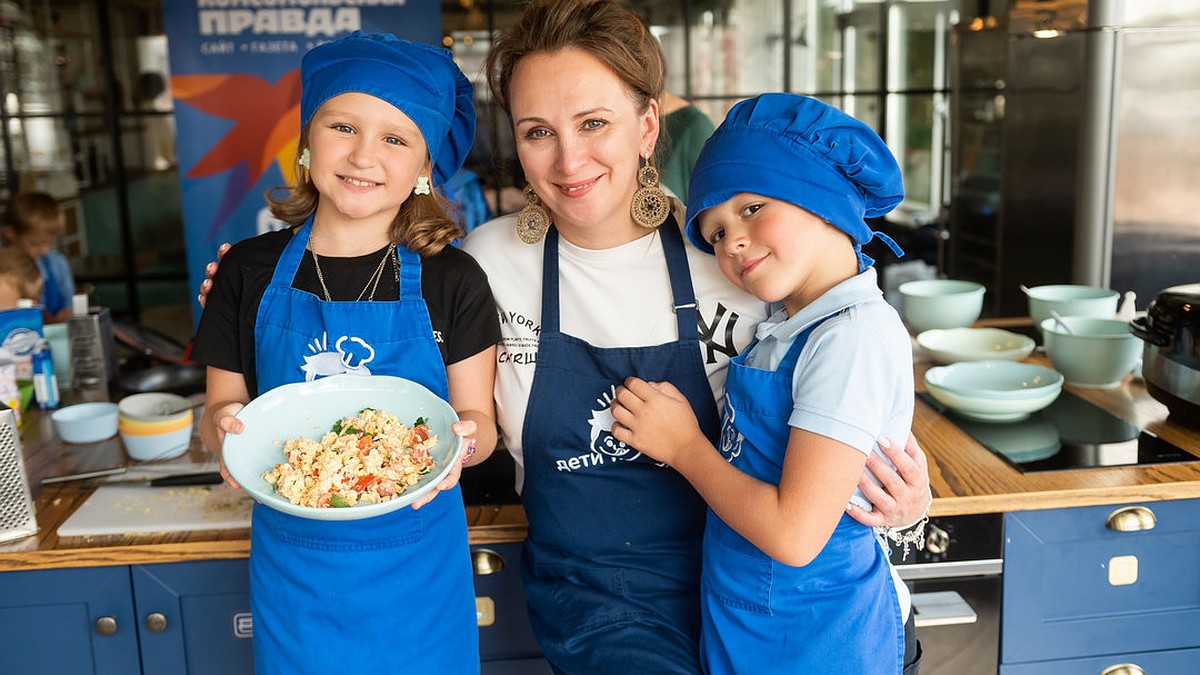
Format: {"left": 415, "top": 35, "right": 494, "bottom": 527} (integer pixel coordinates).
{"left": 262, "top": 408, "right": 436, "bottom": 508}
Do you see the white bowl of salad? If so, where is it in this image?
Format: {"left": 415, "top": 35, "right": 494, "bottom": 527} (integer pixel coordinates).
{"left": 223, "top": 374, "right": 463, "bottom": 520}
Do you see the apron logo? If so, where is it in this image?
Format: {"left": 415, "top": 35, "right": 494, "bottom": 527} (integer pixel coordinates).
{"left": 717, "top": 393, "right": 743, "bottom": 462}
{"left": 588, "top": 387, "right": 647, "bottom": 462}
{"left": 300, "top": 331, "right": 376, "bottom": 380}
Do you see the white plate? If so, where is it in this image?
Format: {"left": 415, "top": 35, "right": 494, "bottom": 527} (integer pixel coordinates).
{"left": 222, "top": 374, "right": 462, "bottom": 521}
{"left": 925, "top": 361, "right": 1063, "bottom": 422}
{"left": 916, "top": 327, "right": 1035, "bottom": 365}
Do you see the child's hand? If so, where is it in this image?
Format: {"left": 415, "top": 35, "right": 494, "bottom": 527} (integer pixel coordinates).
{"left": 202, "top": 400, "right": 245, "bottom": 490}
{"left": 611, "top": 377, "right": 703, "bottom": 466}
{"left": 197, "top": 242, "right": 231, "bottom": 309}
{"left": 411, "top": 419, "right": 475, "bottom": 510}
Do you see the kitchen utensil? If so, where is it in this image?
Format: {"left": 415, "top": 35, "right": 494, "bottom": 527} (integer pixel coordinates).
{"left": 1041, "top": 317, "right": 1141, "bottom": 388}
{"left": 50, "top": 402, "right": 120, "bottom": 443}
{"left": 898, "top": 279, "right": 986, "bottom": 334}
{"left": 41, "top": 466, "right": 128, "bottom": 485}
{"left": 1047, "top": 310, "right": 1075, "bottom": 335}
{"left": 0, "top": 406, "right": 38, "bottom": 543}
{"left": 67, "top": 307, "right": 119, "bottom": 402}
{"left": 916, "top": 327, "right": 1035, "bottom": 364}
{"left": 86, "top": 471, "right": 223, "bottom": 487}
{"left": 1130, "top": 283, "right": 1200, "bottom": 427}
{"left": 924, "top": 360, "right": 1063, "bottom": 422}
{"left": 222, "top": 374, "right": 463, "bottom": 521}
{"left": 56, "top": 483, "right": 252, "bottom": 537}
{"left": 117, "top": 364, "right": 206, "bottom": 397}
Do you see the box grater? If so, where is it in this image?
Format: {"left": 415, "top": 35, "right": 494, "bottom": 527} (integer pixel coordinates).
{"left": 68, "top": 307, "right": 119, "bottom": 402}
{"left": 0, "top": 405, "right": 38, "bottom": 543}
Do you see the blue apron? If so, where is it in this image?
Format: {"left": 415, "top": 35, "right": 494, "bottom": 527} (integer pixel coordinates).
{"left": 701, "top": 317, "right": 904, "bottom": 674}
{"left": 249, "top": 221, "right": 478, "bottom": 675}
{"left": 520, "top": 219, "right": 720, "bottom": 675}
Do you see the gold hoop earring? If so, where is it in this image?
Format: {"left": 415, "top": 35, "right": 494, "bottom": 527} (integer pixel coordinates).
{"left": 516, "top": 185, "right": 551, "bottom": 244}
{"left": 631, "top": 157, "right": 669, "bottom": 229}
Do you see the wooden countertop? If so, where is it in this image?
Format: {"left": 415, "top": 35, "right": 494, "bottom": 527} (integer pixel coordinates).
{"left": 4, "top": 336, "right": 1200, "bottom": 571}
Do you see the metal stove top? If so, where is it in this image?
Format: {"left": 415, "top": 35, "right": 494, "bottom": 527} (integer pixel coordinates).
{"left": 920, "top": 390, "right": 1197, "bottom": 473}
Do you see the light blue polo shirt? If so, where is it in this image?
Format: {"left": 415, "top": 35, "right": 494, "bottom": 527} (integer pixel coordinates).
{"left": 742, "top": 267, "right": 914, "bottom": 513}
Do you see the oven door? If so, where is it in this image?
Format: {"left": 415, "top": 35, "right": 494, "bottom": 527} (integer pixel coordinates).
{"left": 892, "top": 514, "right": 1004, "bottom": 675}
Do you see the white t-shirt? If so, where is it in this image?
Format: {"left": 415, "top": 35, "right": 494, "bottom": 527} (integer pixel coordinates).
{"left": 461, "top": 213, "right": 768, "bottom": 490}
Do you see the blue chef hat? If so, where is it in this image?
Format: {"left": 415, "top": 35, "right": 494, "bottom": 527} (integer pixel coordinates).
{"left": 685, "top": 93, "right": 905, "bottom": 271}
{"left": 300, "top": 31, "right": 476, "bottom": 185}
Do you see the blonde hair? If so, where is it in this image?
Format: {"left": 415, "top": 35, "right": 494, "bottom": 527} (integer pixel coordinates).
{"left": 3, "top": 192, "right": 64, "bottom": 238}
{"left": 0, "top": 247, "right": 44, "bottom": 300}
{"left": 485, "top": 0, "right": 665, "bottom": 120}
{"left": 266, "top": 127, "right": 463, "bottom": 257}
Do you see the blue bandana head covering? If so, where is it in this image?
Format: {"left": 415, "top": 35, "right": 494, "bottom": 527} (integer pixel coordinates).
{"left": 685, "top": 93, "right": 904, "bottom": 271}
{"left": 300, "top": 31, "right": 476, "bottom": 185}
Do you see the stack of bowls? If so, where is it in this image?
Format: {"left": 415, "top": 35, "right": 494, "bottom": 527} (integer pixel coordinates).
{"left": 1040, "top": 317, "right": 1141, "bottom": 388}
{"left": 1025, "top": 285, "right": 1120, "bottom": 334}
{"left": 117, "top": 392, "right": 195, "bottom": 461}
{"left": 898, "top": 279, "right": 986, "bottom": 334}
{"left": 925, "top": 360, "right": 1064, "bottom": 422}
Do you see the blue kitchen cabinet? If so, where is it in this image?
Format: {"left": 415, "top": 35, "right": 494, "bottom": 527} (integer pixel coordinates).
{"left": 474, "top": 542, "right": 552, "bottom": 674}
{"left": 0, "top": 560, "right": 252, "bottom": 675}
{"left": 0, "top": 565, "right": 141, "bottom": 675}
{"left": 1001, "top": 498, "right": 1200, "bottom": 673}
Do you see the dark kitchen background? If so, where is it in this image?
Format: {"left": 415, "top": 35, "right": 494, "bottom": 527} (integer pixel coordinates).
{"left": 0, "top": 0, "right": 1195, "bottom": 342}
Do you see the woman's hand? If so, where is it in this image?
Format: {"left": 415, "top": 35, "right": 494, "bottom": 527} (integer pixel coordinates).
{"left": 610, "top": 377, "right": 705, "bottom": 466}
{"left": 201, "top": 400, "right": 246, "bottom": 490}
{"left": 846, "top": 433, "right": 931, "bottom": 528}
{"left": 411, "top": 419, "right": 475, "bottom": 510}
{"left": 197, "top": 242, "right": 231, "bottom": 309}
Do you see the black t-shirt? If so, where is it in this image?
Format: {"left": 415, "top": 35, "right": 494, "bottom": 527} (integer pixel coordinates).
{"left": 191, "top": 227, "right": 500, "bottom": 397}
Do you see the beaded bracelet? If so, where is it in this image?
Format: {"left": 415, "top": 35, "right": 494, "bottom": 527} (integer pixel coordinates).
{"left": 461, "top": 438, "right": 477, "bottom": 465}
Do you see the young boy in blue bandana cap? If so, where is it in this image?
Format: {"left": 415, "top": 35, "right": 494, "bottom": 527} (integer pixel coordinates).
{"left": 612, "top": 93, "right": 916, "bottom": 674}
{"left": 193, "top": 33, "right": 499, "bottom": 674}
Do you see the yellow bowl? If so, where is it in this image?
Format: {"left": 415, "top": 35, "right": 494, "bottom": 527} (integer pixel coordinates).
{"left": 119, "top": 410, "right": 193, "bottom": 436}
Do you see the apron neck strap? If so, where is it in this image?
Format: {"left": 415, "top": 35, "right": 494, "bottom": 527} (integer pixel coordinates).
{"left": 777, "top": 309, "right": 846, "bottom": 371}
{"left": 269, "top": 217, "right": 422, "bottom": 299}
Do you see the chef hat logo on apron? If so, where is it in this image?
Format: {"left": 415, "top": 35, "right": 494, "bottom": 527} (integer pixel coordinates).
{"left": 300, "top": 332, "right": 376, "bottom": 380}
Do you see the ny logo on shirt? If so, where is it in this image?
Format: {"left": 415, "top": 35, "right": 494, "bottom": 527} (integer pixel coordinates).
{"left": 699, "top": 302, "right": 742, "bottom": 365}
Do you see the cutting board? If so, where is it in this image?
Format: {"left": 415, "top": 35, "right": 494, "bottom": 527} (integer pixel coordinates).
{"left": 57, "top": 484, "right": 253, "bottom": 537}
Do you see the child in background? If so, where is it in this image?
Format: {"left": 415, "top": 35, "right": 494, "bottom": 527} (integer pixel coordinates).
{"left": 612, "top": 93, "right": 915, "bottom": 674}
{"left": 192, "top": 32, "right": 499, "bottom": 675}
{"left": 0, "top": 248, "right": 44, "bottom": 310}
{"left": 2, "top": 192, "right": 75, "bottom": 323}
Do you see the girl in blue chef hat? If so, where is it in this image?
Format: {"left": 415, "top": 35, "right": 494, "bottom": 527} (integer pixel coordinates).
{"left": 612, "top": 93, "right": 920, "bottom": 674}
{"left": 193, "top": 32, "right": 499, "bottom": 674}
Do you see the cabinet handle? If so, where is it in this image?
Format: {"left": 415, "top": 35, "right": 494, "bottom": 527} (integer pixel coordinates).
{"left": 1100, "top": 664, "right": 1144, "bottom": 675}
{"left": 94, "top": 616, "right": 118, "bottom": 636}
{"left": 1105, "top": 506, "right": 1156, "bottom": 532}
{"left": 144, "top": 612, "right": 169, "bottom": 633}
{"left": 471, "top": 548, "right": 505, "bottom": 576}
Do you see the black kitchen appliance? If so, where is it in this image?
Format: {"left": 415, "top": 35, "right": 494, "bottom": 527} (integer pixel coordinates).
{"left": 920, "top": 390, "right": 1197, "bottom": 473}
{"left": 1131, "top": 283, "right": 1200, "bottom": 429}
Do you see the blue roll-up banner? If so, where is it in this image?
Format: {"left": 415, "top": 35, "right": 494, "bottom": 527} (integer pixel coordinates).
{"left": 160, "top": 0, "right": 441, "bottom": 326}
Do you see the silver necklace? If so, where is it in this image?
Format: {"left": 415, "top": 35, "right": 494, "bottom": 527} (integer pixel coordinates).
{"left": 309, "top": 238, "right": 399, "bottom": 302}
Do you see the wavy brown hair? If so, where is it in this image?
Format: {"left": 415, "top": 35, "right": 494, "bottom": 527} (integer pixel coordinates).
{"left": 266, "top": 129, "right": 463, "bottom": 257}
{"left": 485, "top": 0, "right": 665, "bottom": 121}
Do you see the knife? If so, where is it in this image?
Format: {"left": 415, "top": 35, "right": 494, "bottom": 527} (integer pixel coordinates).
{"left": 86, "top": 471, "right": 225, "bottom": 487}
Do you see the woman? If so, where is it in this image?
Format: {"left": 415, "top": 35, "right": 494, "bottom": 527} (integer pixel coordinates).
{"left": 462, "top": 2, "right": 929, "bottom": 673}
